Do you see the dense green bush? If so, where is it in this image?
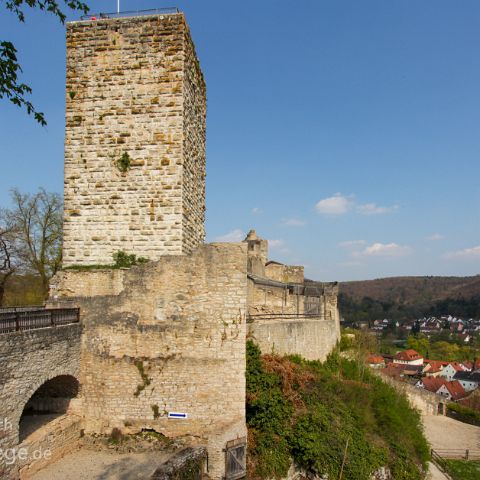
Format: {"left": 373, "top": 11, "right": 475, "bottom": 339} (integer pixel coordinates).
{"left": 112, "top": 250, "right": 148, "bottom": 268}
{"left": 246, "top": 341, "right": 429, "bottom": 479}
{"left": 447, "top": 402, "right": 480, "bottom": 427}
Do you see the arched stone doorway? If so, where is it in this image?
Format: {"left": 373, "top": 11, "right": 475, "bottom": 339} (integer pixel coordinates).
{"left": 19, "top": 375, "right": 80, "bottom": 442}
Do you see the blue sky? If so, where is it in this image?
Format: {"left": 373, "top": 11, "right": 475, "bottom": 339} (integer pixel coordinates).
{"left": 0, "top": 0, "right": 479, "bottom": 281}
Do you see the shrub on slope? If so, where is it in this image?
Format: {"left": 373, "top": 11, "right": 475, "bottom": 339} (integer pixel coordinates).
{"left": 246, "top": 341, "right": 429, "bottom": 479}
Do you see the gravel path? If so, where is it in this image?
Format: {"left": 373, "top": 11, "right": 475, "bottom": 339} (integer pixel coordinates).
{"left": 427, "top": 461, "right": 449, "bottom": 480}
{"left": 423, "top": 415, "right": 480, "bottom": 451}
{"left": 423, "top": 415, "right": 480, "bottom": 480}
{"left": 29, "top": 449, "right": 174, "bottom": 480}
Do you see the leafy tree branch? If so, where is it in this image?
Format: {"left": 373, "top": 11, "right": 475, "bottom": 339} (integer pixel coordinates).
{"left": 1, "top": 0, "right": 89, "bottom": 125}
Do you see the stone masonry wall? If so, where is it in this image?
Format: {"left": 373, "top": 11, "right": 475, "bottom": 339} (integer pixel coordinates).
{"left": 182, "top": 21, "right": 206, "bottom": 254}
{"left": 248, "top": 280, "right": 303, "bottom": 315}
{"left": 17, "top": 415, "right": 82, "bottom": 479}
{"left": 63, "top": 13, "right": 206, "bottom": 266}
{"left": 248, "top": 319, "right": 339, "bottom": 361}
{"left": 375, "top": 371, "right": 446, "bottom": 416}
{"left": 50, "top": 243, "right": 248, "bottom": 479}
{"left": 264, "top": 263, "right": 304, "bottom": 284}
{"left": 0, "top": 325, "right": 81, "bottom": 479}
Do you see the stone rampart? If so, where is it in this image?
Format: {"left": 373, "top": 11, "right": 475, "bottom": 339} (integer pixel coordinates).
{"left": 50, "top": 243, "right": 248, "bottom": 479}
{"left": 375, "top": 372, "right": 446, "bottom": 416}
{"left": 248, "top": 318, "right": 339, "bottom": 361}
{"left": 0, "top": 324, "right": 81, "bottom": 478}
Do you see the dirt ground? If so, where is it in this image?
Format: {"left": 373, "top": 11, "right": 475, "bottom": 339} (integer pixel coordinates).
{"left": 29, "top": 449, "right": 174, "bottom": 480}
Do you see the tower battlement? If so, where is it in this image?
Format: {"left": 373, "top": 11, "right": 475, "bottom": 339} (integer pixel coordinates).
{"left": 63, "top": 12, "right": 206, "bottom": 266}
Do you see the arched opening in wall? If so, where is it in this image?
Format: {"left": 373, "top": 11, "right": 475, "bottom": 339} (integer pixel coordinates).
{"left": 19, "top": 375, "right": 79, "bottom": 443}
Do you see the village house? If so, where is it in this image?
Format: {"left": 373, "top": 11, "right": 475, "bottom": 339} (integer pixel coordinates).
{"left": 436, "top": 380, "right": 466, "bottom": 401}
{"left": 367, "top": 354, "right": 385, "bottom": 369}
{"left": 422, "top": 360, "right": 447, "bottom": 377}
{"left": 416, "top": 376, "right": 447, "bottom": 393}
{"left": 439, "top": 362, "right": 468, "bottom": 381}
{"left": 416, "top": 377, "right": 467, "bottom": 401}
{"left": 393, "top": 349, "right": 424, "bottom": 366}
{"left": 453, "top": 370, "right": 480, "bottom": 392}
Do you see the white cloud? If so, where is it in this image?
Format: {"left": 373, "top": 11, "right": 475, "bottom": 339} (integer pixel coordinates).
{"left": 268, "top": 239, "right": 290, "bottom": 254}
{"left": 355, "top": 242, "right": 413, "bottom": 257}
{"left": 281, "top": 218, "right": 306, "bottom": 227}
{"left": 214, "top": 229, "right": 245, "bottom": 242}
{"left": 268, "top": 239, "right": 285, "bottom": 248}
{"left": 426, "top": 233, "right": 445, "bottom": 241}
{"left": 338, "top": 240, "right": 366, "bottom": 248}
{"left": 252, "top": 207, "right": 262, "bottom": 214}
{"left": 444, "top": 246, "right": 480, "bottom": 260}
{"left": 356, "top": 203, "right": 398, "bottom": 215}
{"left": 315, "top": 194, "right": 397, "bottom": 216}
{"left": 315, "top": 193, "right": 352, "bottom": 215}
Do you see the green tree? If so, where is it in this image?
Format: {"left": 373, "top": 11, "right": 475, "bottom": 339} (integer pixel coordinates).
{"left": 1, "top": 1, "right": 89, "bottom": 125}
{"left": 406, "top": 335, "right": 429, "bottom": 357}
{"left": 430, "top": 341, "right": 460, "bottom": 362}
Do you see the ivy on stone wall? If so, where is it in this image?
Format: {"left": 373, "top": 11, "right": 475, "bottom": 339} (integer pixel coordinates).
{"left": 116, "top": 152, "right": 131, "bottom": 173}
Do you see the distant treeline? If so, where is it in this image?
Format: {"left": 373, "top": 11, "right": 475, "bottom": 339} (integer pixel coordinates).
{"left": 339, "top": 293, "right": 480, "bottom": 323}
{"left": 1, "top": 275, "right": 44, "bottom": 307}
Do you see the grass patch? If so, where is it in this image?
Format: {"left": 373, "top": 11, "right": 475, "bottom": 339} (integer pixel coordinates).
{"left": 63, "top": 251, "right": 149, "bottom": 272}
{"left": 445, "top": 460, "right": 480, "bottom": 480}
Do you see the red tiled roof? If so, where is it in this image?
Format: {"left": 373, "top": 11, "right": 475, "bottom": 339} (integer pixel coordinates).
{"left": 463, "top": 361, "right": 473, "bottom": 370}
{"left": 424, "top": 360, "right": 445, "bottom": 373}
{"left": 382, "top": 364, "right": 405, "bottom": 379}
{"left": 395, "top": 349, "right": 422, "bottom": 361}
{"left": 425, "top": 359, "right": 449, "bottom": 367}
{"left": 443, "top": 381, "right": 466, "bottom": 401}
{"left": 448, "top": 362, "right": 465, "bottom": 372}
{"left": 368, "top": 355, "right": 385, "bottom": 364}
{"left": 421, "top": 377, "right": 447, "bottom": 393}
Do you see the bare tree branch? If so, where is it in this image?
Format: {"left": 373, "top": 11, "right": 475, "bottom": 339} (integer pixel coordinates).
{"left": 0, "top": 211, "right": 21, "bottom": 306}
{"left": 6, "top": 189, "right": 63, "bottom": 299}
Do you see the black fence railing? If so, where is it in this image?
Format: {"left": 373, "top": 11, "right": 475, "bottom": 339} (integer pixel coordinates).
{"left": 247, "top": 313, "right": 323, "bottom": 323}
{"left": 80, "top": 8, "right": 180, "bottom": 21}
{"left": 0, "top": 308, "right": 80, "bottom": 334}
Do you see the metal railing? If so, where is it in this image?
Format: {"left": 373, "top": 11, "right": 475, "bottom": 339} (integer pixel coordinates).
{"left": 431, "top": 448, "right": 480, "bottom": 478}
{"left": 0, "top": 307, "right": 80, "bottom": 334}
{"left": 432, "top": 448, "right": 480, "bottom": 460}
{"left": 80, "top": 7, "right": 180, "bottom": 21}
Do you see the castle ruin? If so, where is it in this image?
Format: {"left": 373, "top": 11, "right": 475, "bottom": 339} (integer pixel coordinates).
{"left": 0, "top": 10, "right": 339, "bottom": 479}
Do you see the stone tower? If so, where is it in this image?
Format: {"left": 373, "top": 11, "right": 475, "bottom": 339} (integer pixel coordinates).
{"left": 63, "top": 12, "right": 206, "bottom": 266}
